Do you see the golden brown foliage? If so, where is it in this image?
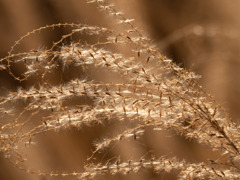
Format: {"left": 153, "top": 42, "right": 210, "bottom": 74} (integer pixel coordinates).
{"left": 0, "top": 1, "right": 240, "bottom": 179}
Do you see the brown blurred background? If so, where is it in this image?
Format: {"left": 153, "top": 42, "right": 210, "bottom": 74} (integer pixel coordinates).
{"left": 1, "top": 0, "right": 240, "bottom": 179}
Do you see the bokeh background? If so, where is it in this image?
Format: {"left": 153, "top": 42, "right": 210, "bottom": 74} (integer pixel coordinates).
{"left": 0, "top": 0, "right": 240, "bottom": 179}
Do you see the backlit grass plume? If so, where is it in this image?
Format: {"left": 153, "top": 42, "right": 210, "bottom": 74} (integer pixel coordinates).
{"left": 0, "top": 0, "right": 240, "bottom": 179}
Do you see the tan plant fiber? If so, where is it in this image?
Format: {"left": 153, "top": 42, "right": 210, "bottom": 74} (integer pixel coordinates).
{"left": 0, "top": 0, "right": 240, "bottom": 179}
